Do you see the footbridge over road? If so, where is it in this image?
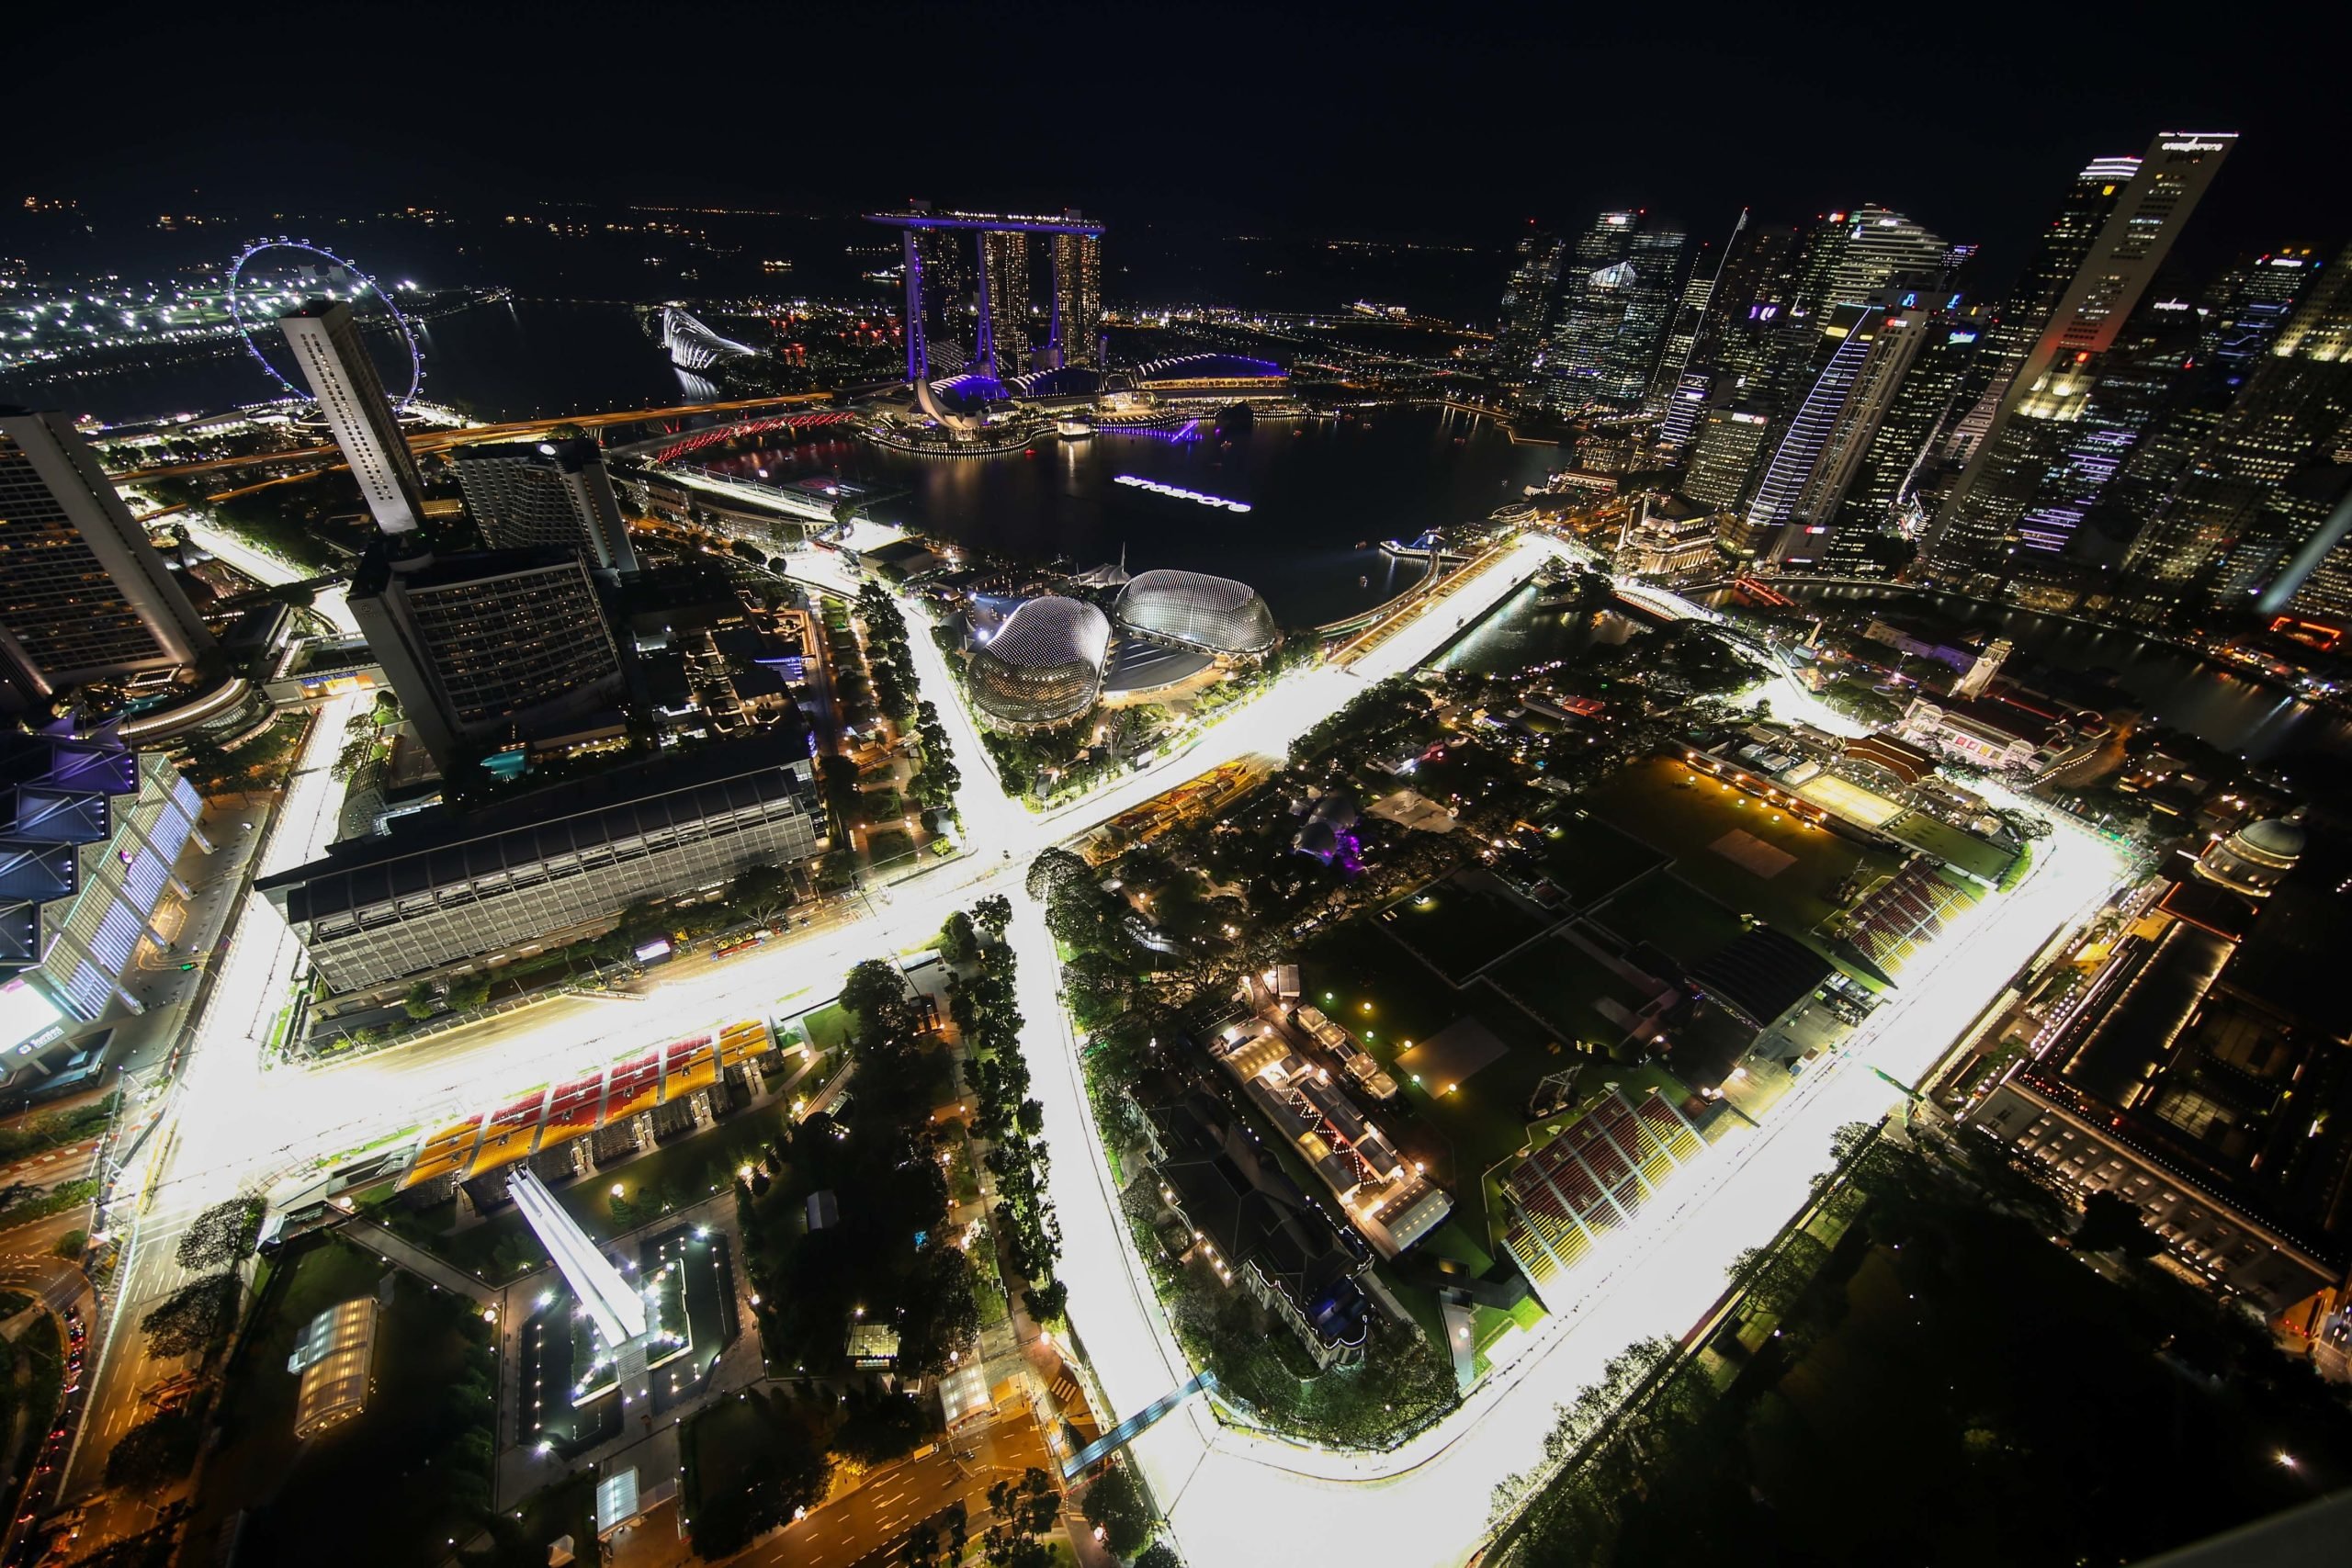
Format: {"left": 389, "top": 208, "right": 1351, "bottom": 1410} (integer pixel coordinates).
{"left": 1061, "top": 1370, "right": 1216, "bottom": 1479}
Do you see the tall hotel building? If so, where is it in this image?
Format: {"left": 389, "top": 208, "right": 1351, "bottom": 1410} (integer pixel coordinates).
{"left": 0, "top": 408, "right": 216, "bottom": 711}
{"left": 1049, "top": 232, "right": 1103, "bottom": 368}
{"left": 346, "top": 545, "right": 625, "bottom": 772}
{"left": 451, "top": 436, "right": 639, "bottom": 573}
{"left": 278, "top": 299, "right": 428, "bottom": 536}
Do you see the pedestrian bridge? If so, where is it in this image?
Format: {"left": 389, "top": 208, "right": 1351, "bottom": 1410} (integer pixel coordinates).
{"left": 1060, "top": 1369, "right": 1217, "bottom": 1478}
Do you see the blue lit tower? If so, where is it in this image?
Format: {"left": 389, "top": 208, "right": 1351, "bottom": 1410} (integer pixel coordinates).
{"left": 1740, "top": 302, "right": 1931, "bottom": 566}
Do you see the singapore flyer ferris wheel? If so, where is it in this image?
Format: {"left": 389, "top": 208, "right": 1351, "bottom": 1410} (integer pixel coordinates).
{"left": 225, "top": 238, "right": 424, "bottom": 410}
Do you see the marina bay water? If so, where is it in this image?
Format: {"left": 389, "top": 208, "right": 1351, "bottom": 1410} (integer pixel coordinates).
{"left": 703, "top": 401, "right": 1558, "bottom": 628}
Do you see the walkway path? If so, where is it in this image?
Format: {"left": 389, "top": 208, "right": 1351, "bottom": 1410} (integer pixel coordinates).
{"left": 337, "top": 1217, "right": 498, "bottom": 1304}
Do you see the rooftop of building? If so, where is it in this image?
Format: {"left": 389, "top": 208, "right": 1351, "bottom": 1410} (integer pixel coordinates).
{"left": 451, "top": 434, "right": 604, "bottom": 469}
{"left": 1143, "top": 1088, "right": 1369, "bottom": 1350}
{"left": 256, "top": 729, "right": 816, "bottom": 926}
{"left": 1686, "top": 925, "right": 1832, "bottom": 1032}
{"left": 349, "top": 542, "right": 588, "bottom": 599}
{"left": 974, "top": 596, "right": 1113, "bottom": 672}
{"left": 1128, "top": 353, "right": 1286, "bottom": 382}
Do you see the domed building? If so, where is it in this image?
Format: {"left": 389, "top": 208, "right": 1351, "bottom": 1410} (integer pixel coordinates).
{"left": 1114, "top": 570, "right": 1278, "bottom": 658}
{"left": 968, "top": 596, "right": 1113, "bottom": 728}
{"left": 2194, "top": 816, "right": 2306, "bottom": 899}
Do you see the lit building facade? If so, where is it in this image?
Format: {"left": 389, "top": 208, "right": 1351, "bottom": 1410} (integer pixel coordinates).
{"left": 1112, "top": 570, "right": 1278, "bottom": 657}
{"left": 1, "top": 725, "right": 209, "bottom": 1056}
{"left": 1544, "top": 210, "right": 1688, "bottom": 411}
{"left": 278, "top": 300, "right": 427, "bottom": 537}
{"left": 1494, "top": 229, "right": 1564, "bottom": 406}
{"left": 979, "top": 231, "right": 1031, "bottom": 378}
{"left": 258, "top": 736, "right": 822, "bottom": 995}
{"left": 967, "top": 595, "right": 1112, "bottom": 728}
{"left": 1746, "top": 304, "right": 1932, "bottom": 567}
{"left": 1932, "top": 132, "right": 2236, "bottom": 569}
{"left": 451, "top": 437, "right": 639, "bottom": 573}
{"left": 1049, "top": 232, "right": 1103, "bottom": 369}
{"left": 347, "top": 546, "right": 625, "bottom": 770}
{"left": 0, "top": 409, "right": 217, "bottom": 711}
{"left": 2122, "top": 248, "right": 2352, "bottom": 605}
{"left": 1679, "top": 405, "right": 1774, "bottom": 515}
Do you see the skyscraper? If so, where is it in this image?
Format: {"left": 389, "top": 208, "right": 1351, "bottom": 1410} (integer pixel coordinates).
{"left": 978, "top": 231, "right": 1030, "bottom": 379}
{"left": 2199, "top": 246, "right": 2324, "bottom": 389}
{"left": 0, "top": 407, "right": 216, "bottom": 711}
{"left": 910, "top": 229, "right": 971, "bottom": 375}
{"left": 1829, "top": 303, "right": 1987, "bottom": 546}
{"left": 1939, "top": 153, "right": 2144, "bottom": 466}
{"left": 2125, "top": 250, "right": 2352, "bottom": 608}
{"left": 347, "top": 545, "right": 625, "bottom": 771}
{"left": 1049, "top": 231, "right": 1103, "bottom": 369}
{"left": 1645, "top": 223, "right": 1728, "bottom": 412}
{"left": 451, "top": 436, "right": 639, "bottom": 574}
{"left": 1930, "top": 132, "right": 2236, "bottom": 570}
{"left": 1816, "top": 206, "right": 1953, "bottom": 314}
{"left": 1744, "top": 304, "right": 1932, "bottom": 566}
{"left": 1544, "top": 210, "right": 1687, "bottom": 411}
{"left": 278, "top": 300, "right": 428, "bottom": 537}
{"left": 1700, "top": 220, "right": 1804, "bottom": 400}
{"left": 1494, "top": 229, "right": 1565, "bottom": 407}
{"left": 1680, "top": 405, "right": 1775, "bottom": 514}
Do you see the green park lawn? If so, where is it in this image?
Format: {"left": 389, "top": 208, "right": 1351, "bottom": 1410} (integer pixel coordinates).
{"left": 1589, "top": 870, "right": 1748, "bottom": 969}
{"left": 1487, "top": 933, "right": 1656, "bottom": 1052}
{"left": 1526, "top": 808, "right": 1668, "bottom": 905}
{"left": 1374, "top": 872, "right": 1550, "bottom": 983}
{"left": 1583, "top": 759, "right": 1897, "bottom": 953}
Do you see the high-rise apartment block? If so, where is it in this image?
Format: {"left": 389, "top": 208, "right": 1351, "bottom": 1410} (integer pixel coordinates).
{"left": 0, "top": 407, "right": 216, "bottom": 711}
{"left": 451, "top": 437, "right": 639, "bottom": 574}
{"left": 278, "top": 300, "right": 428, "bottom": 536}
{"left": 348, "top": 546, "right": 625, "bottom": 771}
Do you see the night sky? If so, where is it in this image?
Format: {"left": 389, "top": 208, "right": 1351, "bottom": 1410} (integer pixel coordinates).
{"left": 11, "top": 1, "right": 2343, "bottom": 288}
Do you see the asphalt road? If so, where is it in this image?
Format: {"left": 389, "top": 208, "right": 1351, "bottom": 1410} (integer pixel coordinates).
{"left": 741, "top": 1401, "right": 1051, "bottom": 1568}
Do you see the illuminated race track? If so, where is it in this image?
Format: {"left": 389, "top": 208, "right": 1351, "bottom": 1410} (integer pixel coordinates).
{"left": 80, "top": 529, "right": 2129, "bottom": 1565}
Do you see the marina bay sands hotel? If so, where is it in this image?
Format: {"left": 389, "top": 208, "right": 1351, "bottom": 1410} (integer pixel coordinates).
{"left": 865, "top": 206, "right": 1104, "bottom": 388}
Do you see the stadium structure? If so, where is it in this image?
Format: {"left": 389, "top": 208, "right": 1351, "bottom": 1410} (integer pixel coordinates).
{"left": 1113, "top": 570, "right": 1279, "bottom": 658}
{"left": 967, "top": 596, "right": 1114, "bottom": 728}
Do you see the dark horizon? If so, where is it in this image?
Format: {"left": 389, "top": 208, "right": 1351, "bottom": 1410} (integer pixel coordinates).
{"left": 10, "top": 1, "right": 2343, "bottom": 294}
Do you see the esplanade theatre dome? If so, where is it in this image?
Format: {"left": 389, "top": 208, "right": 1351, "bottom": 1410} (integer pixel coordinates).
{"left": 968, "top": 596, "right": 1113, "bottom": 728}
{"left": 1114, "top": 570, "right": 1278, "bottom": 657}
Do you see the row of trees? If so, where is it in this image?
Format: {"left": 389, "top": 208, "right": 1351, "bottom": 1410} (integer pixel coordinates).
{"left": 111, "top": 1194, "right": 270, "bottom": 1488}
{"left": 854, "top": 582, "right": 961, "bottom": 825}
{"left": 944, "top": 899, "right": 1069, "bottom": 1325}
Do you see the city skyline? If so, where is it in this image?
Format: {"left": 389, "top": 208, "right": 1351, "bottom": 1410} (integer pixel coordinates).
{"left": 4, "top": 12, "right": 2349, "bottom": 1566}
